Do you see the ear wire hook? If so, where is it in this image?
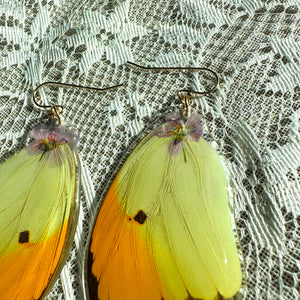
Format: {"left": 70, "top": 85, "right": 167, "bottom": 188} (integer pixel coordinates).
{"left": 126, "top": 61, "right": 219, "bottom": 117}
{"left": 33, "top": 81, "right": 123, "bottom": 124}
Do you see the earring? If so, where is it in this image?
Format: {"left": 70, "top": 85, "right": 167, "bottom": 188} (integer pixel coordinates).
{"left": 85, "top": 63, "right": 242, "bottom": 300}
{"left": 0, "top": 81, "right": 123, "bottom": 300}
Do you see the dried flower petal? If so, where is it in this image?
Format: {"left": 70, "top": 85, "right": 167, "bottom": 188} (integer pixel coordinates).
{"left": 27, "top": 124, "right": 78, "bottom": 157}
{"left": 186, "top": 113, "right": 202, "bottom": 142}
{"left": 153, "top": 124, "right": 173, "bottom": 138}
{"left": 155, "top": 112, "right": 202, "bottom": 157}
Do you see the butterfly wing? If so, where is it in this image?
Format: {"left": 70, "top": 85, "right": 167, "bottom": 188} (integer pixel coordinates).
{"left": 0, "top": 143, "right": 79, "bottom": 299}
{"left": 87, "top": 132, "right": 241, "bottom": 300}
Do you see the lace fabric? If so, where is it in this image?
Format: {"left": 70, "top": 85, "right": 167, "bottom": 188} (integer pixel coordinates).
{"left": 0, "top": 1, "right": 299, "bottom": 299}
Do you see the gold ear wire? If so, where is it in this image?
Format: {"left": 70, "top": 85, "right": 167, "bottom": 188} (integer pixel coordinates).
{"left": 180, "top": 92, "right": 192, "bottom": 118}
{"left": 32, "top": 81, "right": 123, "bottom": 124}
{"left": 46, "top": 105, "right": 63, "bottom": 126}
{"left": 126, "top": 61, "right": 219, "bottom": 117}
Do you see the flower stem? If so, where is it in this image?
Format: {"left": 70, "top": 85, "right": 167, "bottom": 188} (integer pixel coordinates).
{"left": 182, "top": 146, "right": 187, "bottom": 163}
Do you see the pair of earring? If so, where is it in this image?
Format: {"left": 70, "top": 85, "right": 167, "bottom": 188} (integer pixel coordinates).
{"left": 0, "top": 62, "right": 242, "bottom": 300}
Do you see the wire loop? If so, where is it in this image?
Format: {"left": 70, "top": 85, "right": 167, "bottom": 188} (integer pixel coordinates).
{"left": 32, "top": 81, "right": 123, "bottom": 124}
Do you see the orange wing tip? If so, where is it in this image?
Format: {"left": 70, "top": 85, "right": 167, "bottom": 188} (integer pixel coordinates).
{"left": 0, "top": 223, "right": 68, "bottom": 299}
{"left": 87, "top": 180, "right": 166, "bottom": 300}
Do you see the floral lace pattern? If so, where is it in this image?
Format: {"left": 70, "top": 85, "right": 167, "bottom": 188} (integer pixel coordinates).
{"left": 0, "top": 1, "right": 299, "bottom": 299}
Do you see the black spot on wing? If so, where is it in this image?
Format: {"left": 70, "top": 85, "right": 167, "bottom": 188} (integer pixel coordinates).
{"left": 19, "top": 230, "right": 30, "bottom": 243}
{"left": 134, "top": 210, "right": 147, "bottom": 224}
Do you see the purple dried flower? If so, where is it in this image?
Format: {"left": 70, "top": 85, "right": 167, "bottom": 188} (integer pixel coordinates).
{"left": 27, "top": 124, "right": 78, "bottom": 159}
{"left": 154, "top": 113, "right": 202, "bottom": 157}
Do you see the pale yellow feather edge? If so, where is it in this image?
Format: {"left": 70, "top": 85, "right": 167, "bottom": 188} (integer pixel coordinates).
{"left": 40, "top": 146, "right": 81, "bottom": 299}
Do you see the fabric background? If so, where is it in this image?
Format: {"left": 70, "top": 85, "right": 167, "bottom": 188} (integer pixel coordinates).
{"left": 0, "top": 0, "right": 299, "bottom": 299}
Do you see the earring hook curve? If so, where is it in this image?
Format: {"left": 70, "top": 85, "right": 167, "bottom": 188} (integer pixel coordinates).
{"left": 126, "top": 61, "right": 219, "bottom": 116}
{"left": 32, "top": 82, "right": 123, "bottom": 124}
{"left": 126, "top": 61, "right": 219, "bottom": 95}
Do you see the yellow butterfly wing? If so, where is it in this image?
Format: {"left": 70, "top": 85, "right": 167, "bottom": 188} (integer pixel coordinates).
{"left": 87, "top": 119, "right": 241, "bottom": 300}
{"left": 0, "top": 141, "right": 79, "bottom": 299}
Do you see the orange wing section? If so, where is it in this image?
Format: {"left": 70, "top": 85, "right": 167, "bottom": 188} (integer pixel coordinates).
{"left": 0, "top": 222, "right": 68, "bottom": 300}
{"left": 88, "top": 180, "right": 165, "bottom": 300}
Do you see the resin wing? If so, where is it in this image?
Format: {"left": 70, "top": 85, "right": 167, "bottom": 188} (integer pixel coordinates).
{"left": 0, "top": 124, "right": 80, "bottom": 300}
{"left": 87, "top": 113, "right": 241, "bottom": 300}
